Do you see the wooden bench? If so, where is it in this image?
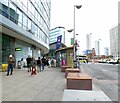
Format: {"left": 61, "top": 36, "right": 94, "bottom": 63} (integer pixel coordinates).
{"left": 67, "top": 73, "right": 92, "bottom": 90}
{"left": 61, "top": 66, "right": 71, "bottom": 72}
{"left": 65, "top": 68, "right": 80, "bottom": 78}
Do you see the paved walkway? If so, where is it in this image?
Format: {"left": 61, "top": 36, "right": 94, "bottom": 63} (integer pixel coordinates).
{"left": 2, "top": 67, "right": 66, "bottom": 101}
{"left": 1, "top": 66, "right": 111, "bottom": 101}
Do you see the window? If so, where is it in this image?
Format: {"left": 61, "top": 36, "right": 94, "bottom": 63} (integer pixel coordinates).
{"left": 45, "top": 36, "right": 47, "bottom": 43}
{"left": 31, "top": 4, "right": 34, "bottom": 16}
{"left": 28, "top": 1, "right": 31, "bottom": 12}
{"left": 9, "top": 2, "right": 17, "bottom": 23}
{"left": 38, "top": 13, "right": 40, "bottom": 22}
{"left": 10, "top": 8, "right": 16, "bottom": 23}
{"left": 9, "top": 1, "right": 16, "bottom": 12}
{"left": 19, "top": 0, "right": 23, "bottom": 3}
{"left": 32, "top": 22, "right": 35, "bottom": 34}
{"left": 17, "top": 8, "right": 22, "bottom": 27}
{"left": 28, "top": 18, "right": 31, "bottom": 30}
{"left": 0, "top": 0, "right": 8, "bottom": 6}
{"left": 23, "top": 0, "right": 27, "bottom": 8}
{"left": 35, "top": 10, "right": 38, "bottom": 19}
{"left": 39, "top": 29, "right": 42, "bottom": 40}
{"left": 2, "top": 4, "right": 9, "bottom": 18}
{"left": 35, "top": 24, "right": 38, "bottom": 35}
{"left": 23, "top": 13, "right": 27, "bottom": 30}
{"left": 17, "top": 0, "right": 22, "bottom": 7}
{"left": 23, "top": 0, "right": 27, "bottom": 12}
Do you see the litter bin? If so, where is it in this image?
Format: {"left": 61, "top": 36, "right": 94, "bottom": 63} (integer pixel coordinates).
{"left": 2, "top": 64, "right": 8, "bottom": 72}
{"left": 18, "top": 61, "right": 21, "bottom": 69}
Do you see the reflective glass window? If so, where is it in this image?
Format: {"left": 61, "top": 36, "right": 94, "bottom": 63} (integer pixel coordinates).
{"left": 19, "top": 0, "right": 23, "bottom": 3}
{"left": 0, "top": 0, "right": 8, "bottom": 6}
{"left": 23, "top": 0, "right": 27, "bottom": 12}
{"left": 17, "top": 8, "right": 22, "bottom": 27}
{"left": 9, "top": 2, "right": 17, "bottom": 23}
{"left": 38, "top": 13, "right": 40, "bottom": 23}
{"left": 23, "top": 0, "right": 27, "bottom": 8}
{"left": 1, "top": 4, "right": 9, "bottom": 18}
{"left": 17, "top": 0, "right": 22, "bottom": 7}
{"left": 32, "top": 22, "right": 35, "bottom": 34}
{"left": 38, "top": 28, "right": 40, "bottom": 37}
{"left": 35, "top": 24, "right": 38, "bottom": 34}
{"left": 28, "top": 18, "right": 31, "bottom": 30}
{"left": 39, "top": 29, "right": 42, "bottom": 39}
{"left": 9, "top": 1, "right": 16, "bottom": 12}
{"left": 31, "top": 4, "right": 34, "bottom": 16}
{"left": 2, "top": 3, "right": 8, "bottom": 14}
{"left": 28, "top": 0, "right": 31, "bottom": 12}
{"left": 35, "top": 10, "right": 38, "bottom": 19}
{"left": 23, "top": 13, "right": 27, "bottom": 30}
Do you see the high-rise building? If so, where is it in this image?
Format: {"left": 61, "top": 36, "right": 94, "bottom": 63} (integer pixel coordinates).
{"left": 0, "top": 0, "right": 51, "bottom": 66}
{"left": 50, "top": 26, "right": 65, "bottom": 44}
{"left": 95, "top": 40, "right": 100, "bottom": 55}
{"left": 104, "top": 47, "right": 109, "bottom": 56}
{"left": 86, "top": 33, "right": 92, "bottom": 50}
{"left": 110, "top": 26, "right": 118, "bottom": 58}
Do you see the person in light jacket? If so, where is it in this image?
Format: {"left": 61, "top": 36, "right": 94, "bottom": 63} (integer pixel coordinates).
{"left": 7, "top": 55, "right": 15, "bottom": 76}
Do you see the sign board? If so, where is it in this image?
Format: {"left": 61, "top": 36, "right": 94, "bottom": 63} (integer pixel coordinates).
{"left": 15, "top": 47, "right": 22, "bottom": 51}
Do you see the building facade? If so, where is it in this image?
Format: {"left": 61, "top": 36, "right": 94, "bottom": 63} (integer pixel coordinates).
{"left": 104, "top": 47, "right": 109, "bottom": 56}
{"left": 86, "top": 33, "right": 92, "bottom": 50}
{"left": 110, "top": 26, "right": 118, "bottom": 58}
{"left": 50, "top": 26, "right": 65, "bottom": 44}
{"left": 0, "top": 0, "right": 51, "bottom": 67}
{"left": 95, "top": 40, "right": 100, "bottom": 55}
{"left": 46, "top": 42, "right": 66, "bottom": 59}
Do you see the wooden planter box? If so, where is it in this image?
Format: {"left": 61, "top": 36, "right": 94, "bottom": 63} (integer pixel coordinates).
{"left": 67, "top": 73, "right": 92, "bottom": 90}
{"left": 61, "top": 66, "right": 71, "bottom": 72}
{"left": 65, "top": 68, "right": 80, "bottom": 78}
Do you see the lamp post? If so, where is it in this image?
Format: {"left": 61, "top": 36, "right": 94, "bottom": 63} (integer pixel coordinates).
{"left": 73, "top": 5, "right": 82, "bottom": 67}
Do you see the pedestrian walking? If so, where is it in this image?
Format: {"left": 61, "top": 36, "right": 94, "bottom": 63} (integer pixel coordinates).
{"left": 46, "top": 58, "right": 49, "bottom": 66}
{"left": 41, "top": 56, "right": 46, "bottom": 71}
{"left": 37, "top": 57, "right": 41, "bottom": 72}
{"left": 21, "top": 58, "right": 24, "bottom": 69}
{"left": 6, "top": 55, "right": 15, "bottom": 76}
{"left": 26, "top": 55, "right": 32, "bottom": 72}
{"left": 48, "top": 58, "right": 51, "bottom": 68}
{"left": 31, "top": 57, "right": 37, "bottom": 76}
{"left": 54, "top": 59, "right": 56, "bottom": 67}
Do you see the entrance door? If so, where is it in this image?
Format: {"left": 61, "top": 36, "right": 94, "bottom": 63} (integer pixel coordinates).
{"left": 2, "top": 34, "right": 15, "bottom": 63}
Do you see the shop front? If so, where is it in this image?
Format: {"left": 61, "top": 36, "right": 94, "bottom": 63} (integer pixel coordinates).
{"left": 2, "top": 34, "right": 41, "bottom": 68}
{"left": 56, "top": 46, "right": 74, "bottom": 67}
{"left": 2, "top": 34, "right": 15, "bottom": 64}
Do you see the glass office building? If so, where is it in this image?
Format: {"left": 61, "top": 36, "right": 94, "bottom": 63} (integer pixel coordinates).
{"left": 0, "top": 0, "right": 51, "bottom": 66}
{"left": 50, "top": 26, "right": 65, "bottom": 44}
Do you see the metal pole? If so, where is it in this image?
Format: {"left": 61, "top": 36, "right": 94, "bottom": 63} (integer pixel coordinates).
{"left": 73, "top": 5, "right": 76, "bottom": 61}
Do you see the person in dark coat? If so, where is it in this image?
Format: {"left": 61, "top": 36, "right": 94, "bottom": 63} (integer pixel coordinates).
{"left": 41, "top": 56, "right": 46, "bottom": 71}
{"left": 26, "top": 55, "right": 32, "bottom": 72}
{"left": 37, "top": 57, "right": 41, "bottom": 72}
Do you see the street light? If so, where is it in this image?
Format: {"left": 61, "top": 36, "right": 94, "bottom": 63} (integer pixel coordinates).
{"left": 73, "top": 5, "right": 82, "bottom": 67}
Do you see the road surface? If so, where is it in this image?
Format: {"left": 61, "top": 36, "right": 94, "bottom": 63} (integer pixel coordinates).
{"left": 81, "top": 63, "right": 118, "bottom": 101}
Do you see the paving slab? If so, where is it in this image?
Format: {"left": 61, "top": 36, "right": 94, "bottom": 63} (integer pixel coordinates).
{"left": 2, "top": 67, "right": 66, "bottom": 101}
{"left": 62, "top": 89, "right": 112, "bottom": 101}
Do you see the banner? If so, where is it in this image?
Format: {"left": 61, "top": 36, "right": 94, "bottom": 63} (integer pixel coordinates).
{"left": 71, "top": 38, "right": 74, "bottom": 45}
{"left": 56, "top": 35, "right": 62, "bottom": 49}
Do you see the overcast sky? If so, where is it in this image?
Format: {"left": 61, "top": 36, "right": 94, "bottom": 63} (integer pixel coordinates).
{"left": 50, "top": 0, "right": 119, "bottom": 55}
